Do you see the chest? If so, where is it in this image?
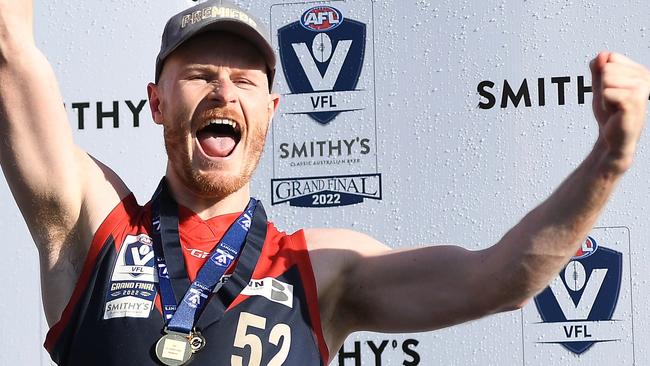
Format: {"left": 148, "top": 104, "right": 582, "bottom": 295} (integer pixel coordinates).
{"left": 54, "top": 230, "right": 323, "bottom": 366}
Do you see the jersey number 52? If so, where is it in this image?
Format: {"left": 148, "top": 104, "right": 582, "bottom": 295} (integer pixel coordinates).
{"left": 231, "top": 312, "right": 291, "bottom": 366}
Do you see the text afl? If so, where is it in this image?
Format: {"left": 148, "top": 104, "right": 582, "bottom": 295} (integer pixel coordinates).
{"left": 301, "top": 6, "right": 343, "bottom": 31}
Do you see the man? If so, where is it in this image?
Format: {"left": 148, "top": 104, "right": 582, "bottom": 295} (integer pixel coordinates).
{"left": 0, "top": 0, "right": 649, "bottom": 365}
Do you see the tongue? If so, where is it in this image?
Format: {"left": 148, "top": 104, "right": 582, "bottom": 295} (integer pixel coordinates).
{"left": 198, "top": 132, "right": 236, "bottom": 158}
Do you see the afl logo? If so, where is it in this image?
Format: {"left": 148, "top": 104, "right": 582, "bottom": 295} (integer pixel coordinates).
{"left": 573, "top": 236, "right": 598, "bottom": 259}
{"left": 300, "top": 6, "right": 343, "bottom": 31}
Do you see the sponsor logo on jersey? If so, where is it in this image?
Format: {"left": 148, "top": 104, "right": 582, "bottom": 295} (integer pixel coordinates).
{"left": 533, "top": 236, "right": 622, "bottom": 354}
{"left": 241, "top": 277, "right": 294, "bottom": 308}
{"left": 104, "top": 234, "right": 158, "bottom": 319}
{"left": 187, "top": 248, "right": 210, "bottom": 259}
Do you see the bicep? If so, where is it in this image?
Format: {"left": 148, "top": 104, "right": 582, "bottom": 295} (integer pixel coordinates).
{"left": 342, "top": 244, "right": 498, "bottom": 334}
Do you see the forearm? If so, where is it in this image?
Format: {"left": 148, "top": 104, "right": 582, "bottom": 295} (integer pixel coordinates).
{"left": 0, "top": 47, "right": 76, "bottom": 181}
{"left": 0, "top": 3, "right": 84, "bottom": 222}
{"left": 484, "top": 139, "right": 623, "bottom": 311}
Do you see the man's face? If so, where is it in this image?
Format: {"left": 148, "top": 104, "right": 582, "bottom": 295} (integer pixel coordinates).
{"left": 148, "top": 32, "right": 279, "bottom": 199}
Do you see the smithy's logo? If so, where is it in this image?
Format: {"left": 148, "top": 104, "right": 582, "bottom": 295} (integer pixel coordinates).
{"left": 534, "top": 237, "right": 622, "bottom": 354}
{"left": 278, "top": 5, "right": 366, "bottom": 124}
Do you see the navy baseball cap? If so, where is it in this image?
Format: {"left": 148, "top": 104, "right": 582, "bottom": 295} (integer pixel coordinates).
{"left": 155, "top": 0, "right": 276, "bottom": 88}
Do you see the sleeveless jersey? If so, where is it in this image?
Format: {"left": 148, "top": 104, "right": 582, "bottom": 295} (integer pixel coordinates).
{"left": 44, "top": 194, "right": 329, "bottom": 365}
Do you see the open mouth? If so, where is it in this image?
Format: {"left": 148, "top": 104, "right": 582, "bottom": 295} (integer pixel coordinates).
{"left": 196, "top": 119, "right": 242, "bottom": 158}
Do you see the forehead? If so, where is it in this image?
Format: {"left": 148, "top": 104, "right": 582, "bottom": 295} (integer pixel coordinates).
{"left": 164, "top": 31, "right": 267, "bottom": 73}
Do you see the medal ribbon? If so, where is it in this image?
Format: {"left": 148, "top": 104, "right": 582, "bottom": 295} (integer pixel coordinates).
{"left": 150, "top": 178, "right": 257, "bottom": 334}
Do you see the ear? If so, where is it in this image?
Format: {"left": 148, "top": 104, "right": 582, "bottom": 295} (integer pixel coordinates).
{"left": 267, "top": 92, "right": 281, "bottom": 123}
{"left": 147, "top": 82, "right": 165, "bottom": 125}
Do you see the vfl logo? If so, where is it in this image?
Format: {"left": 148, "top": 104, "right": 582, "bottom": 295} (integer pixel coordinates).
{"left": 278, "top": 5, "right": 366, "bottom": 124}
{"left": 123, "top": 237, "right": 155, "bottom": 278}
{"left": 105, "top": 235, "right": 158, "bottom": 320}
{"left": 534, "top": 237, "right": 623, "bottom": 354}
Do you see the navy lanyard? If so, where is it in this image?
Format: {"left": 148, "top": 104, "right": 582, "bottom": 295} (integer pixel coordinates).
{"left": 150, "top": 179, "right": 257, "bottom": 334}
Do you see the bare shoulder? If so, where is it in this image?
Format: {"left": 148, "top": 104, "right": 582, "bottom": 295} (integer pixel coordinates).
{"left": 303, "top": 228, "right": 390, "bottom": 352}
{"left": 303, "top": 227, "right": 390, "bottom": 284}
{"left": 304, "top": 227, "right": 389, "bottom": 252}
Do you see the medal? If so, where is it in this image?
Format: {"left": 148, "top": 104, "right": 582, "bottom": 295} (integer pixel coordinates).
{"left": 189, "top": 329, "right": 206, "bottom": 353}
{"left": 155, "top": 331, "right": 193, "bottom": 366}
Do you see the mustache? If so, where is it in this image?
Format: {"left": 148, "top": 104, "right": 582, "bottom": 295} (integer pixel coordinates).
{"left": 194, "top": 108, "right": 243, "bottom": 127}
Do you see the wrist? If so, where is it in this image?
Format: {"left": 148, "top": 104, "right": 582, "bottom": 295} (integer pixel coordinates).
{"left": 590, "top": 136, "right": 634, "bottom": 179}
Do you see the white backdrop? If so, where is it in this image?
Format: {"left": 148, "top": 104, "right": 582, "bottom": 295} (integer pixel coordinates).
{"left": 0, "top": 0, "right": 648, "bottom": 365}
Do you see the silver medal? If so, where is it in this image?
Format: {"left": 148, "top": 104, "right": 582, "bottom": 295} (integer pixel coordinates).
{"left": 155, "top": 332, "right": 193, "bottom": 366}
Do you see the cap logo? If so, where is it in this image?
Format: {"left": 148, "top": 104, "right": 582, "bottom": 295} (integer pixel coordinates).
{"left": 180, "top": 6, "right": 258, "bottom": 29}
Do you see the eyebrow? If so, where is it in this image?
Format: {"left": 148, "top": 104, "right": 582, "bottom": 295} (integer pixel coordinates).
{"left": 181, "top": 64, "right": 263, "bottom": 74}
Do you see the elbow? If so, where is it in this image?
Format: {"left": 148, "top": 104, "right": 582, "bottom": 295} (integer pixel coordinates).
{"left": 498, "top": 297, "right": 531, "bottom": 313}
{"left": 481, "top": 293, "right": 530, "bottom": 316}
{"left": 480, "top": 269, "right": 539, "bottom": 315}
{"left": 485, "top": 251, "right": 554, "bottom": 314}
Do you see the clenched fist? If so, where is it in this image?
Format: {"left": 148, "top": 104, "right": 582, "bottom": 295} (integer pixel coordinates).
{"left": 591, "top": 52, "right": 650, "bottom": 175}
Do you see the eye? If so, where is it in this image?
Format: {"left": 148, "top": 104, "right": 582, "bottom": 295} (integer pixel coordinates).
{"left": 187, "top": 74, "right": 209, "bottom": 81}
{"left": 233, "top": 77, "right": 255, "bottom": 87}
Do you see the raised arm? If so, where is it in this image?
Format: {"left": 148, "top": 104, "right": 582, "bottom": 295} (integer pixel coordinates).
{"left": 0, "top": 1, "right": 129, "bottom": 324}
{"left": 309, "top": 52, "right": 650, "bottom": 356}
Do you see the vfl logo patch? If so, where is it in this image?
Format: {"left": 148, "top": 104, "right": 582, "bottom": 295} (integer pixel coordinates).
{"left": 113, "top": 234, "right": 156, "bottom": 280}
{"left": 278, "top": 6, "right": 366, "bottom": 124}
{"left": 533, "top": 237, "right": 622, "bottom": 354}
{"left": 104, "top": 234, "right": 157, "bottom": 320}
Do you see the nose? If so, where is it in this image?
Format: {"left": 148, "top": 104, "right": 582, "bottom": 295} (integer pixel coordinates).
{"left": 208, "top": 79, "right": 236, "bottom": 105}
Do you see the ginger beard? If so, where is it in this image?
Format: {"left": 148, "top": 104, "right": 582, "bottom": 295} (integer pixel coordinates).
{"left": 163, "top": 105, "right": 269, "bottom": 200}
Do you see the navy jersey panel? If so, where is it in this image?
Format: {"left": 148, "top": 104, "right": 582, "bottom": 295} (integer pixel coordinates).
{"left": 44, "top": 195, "right": 326, "bottom": 365}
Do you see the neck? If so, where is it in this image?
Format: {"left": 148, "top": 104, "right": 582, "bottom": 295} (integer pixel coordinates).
{"left": 164, "top": 171, "right": 251, "bottom": 220}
